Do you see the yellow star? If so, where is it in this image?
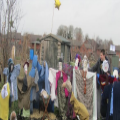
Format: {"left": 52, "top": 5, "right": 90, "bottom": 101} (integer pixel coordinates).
{"left": 55, "top": 0, "right": 61, "bottom": 10}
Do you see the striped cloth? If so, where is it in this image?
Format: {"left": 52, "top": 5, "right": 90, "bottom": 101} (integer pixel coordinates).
{"left": 75, "top": 70, "right": 93, "bottom": 120}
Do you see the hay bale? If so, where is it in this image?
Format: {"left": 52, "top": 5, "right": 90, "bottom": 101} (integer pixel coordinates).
{"left": 30, "top": 109, "right": 57, "bottom": 120}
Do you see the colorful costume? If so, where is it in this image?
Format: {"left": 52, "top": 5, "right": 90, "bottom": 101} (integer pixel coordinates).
{"left": 55, "top": 71, "right": 69, "bottom": 97}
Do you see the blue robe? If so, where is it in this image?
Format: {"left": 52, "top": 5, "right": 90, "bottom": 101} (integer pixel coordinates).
{"left": 29, "top": 55, "right": 54, "bottom": 114}
{"left": 101, "top": 82, "right": 120, "bottom": 120}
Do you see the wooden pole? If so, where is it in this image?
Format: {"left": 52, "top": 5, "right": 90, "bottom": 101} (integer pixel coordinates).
{"left": 51, "top": 4, "right": 55, "bottom": 33}
{"left": 34, "top": 42, "right": 36, "bottom": 55}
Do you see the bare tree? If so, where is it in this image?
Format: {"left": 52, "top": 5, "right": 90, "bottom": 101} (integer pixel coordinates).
{"left": 96, "top": 36, "right": 103, "bottom": 46}
{"left": 103, "top": 39, "right": 107, "bottom": 48}
{"left": 57, "top": 25, "right": 68, "bottom": 38}
{"left": 74, "top": 27, "right": 83, "bottom": 42}
{"left": 107, "top": 39, "right": 113, "bottom": 51}
{"left": 84, "top": 34, "right": 89, "bottom": 41}
{"left": 68, "top": 25, "right": 74, "bottom": 40}
{"left": 57, "top": 25, "right": 83, "bottom": 41}
{"left": 0, "top": 0, "right": 22, "bottom": 83}
{"left": 109, "top": 39, "right": 113, "bottom": 45}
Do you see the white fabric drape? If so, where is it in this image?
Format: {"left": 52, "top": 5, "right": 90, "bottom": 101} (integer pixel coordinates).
{"left": 48, "top": 68, "right": 58, "bottom": 107}
{"left": 73, "top": 70, "right": 97, "bottom": 120}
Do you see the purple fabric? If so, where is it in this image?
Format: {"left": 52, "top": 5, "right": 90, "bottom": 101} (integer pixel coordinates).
{"left": 63, "top": 63, "right": 73, "bottom": 83}
{"left": 66, "top": 93, "right": 76, "bottom": 119}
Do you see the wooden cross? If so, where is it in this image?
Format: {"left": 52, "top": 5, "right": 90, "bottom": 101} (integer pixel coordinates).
{"left": 42, "top": 95, "right": 51, "bottom": 120}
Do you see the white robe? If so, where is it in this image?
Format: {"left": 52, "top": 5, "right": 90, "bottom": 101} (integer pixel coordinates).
{"left": 48, "top": 68, "right": 58, "bottom": 107}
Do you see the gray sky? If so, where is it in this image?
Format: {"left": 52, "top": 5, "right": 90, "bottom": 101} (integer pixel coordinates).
{"left": 18, "top": 0, "right": 120, "bottom": 45}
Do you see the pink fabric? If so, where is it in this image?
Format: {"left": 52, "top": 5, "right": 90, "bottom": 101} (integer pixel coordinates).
{"left": 55, "top": 71, "right": 69, "bottom": 97}
{"left": 73, "top": 111, "right": 76, "bottom": 118}
{"left": 75, "top": 66, "right": 78, "bottom": 70}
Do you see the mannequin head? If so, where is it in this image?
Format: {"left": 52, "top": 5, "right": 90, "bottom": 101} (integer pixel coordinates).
{"left": 59, "top": 62, "right": 62, "bottom": 71}
{"left": 75, "top": 58, "right": 79, "bottom": 67}
{"left": 58, "top": 58, "right": 63, "bottom": 71}
{"left": 24, "top": 64, "right": 28, "bottom": 75}
{"left": 23, "top": 62, "right": 29, "bottom": 75}
{"left": 83, "top": 55, "right": 88, "bottom": 66}
{"left": 75, "top": 54, "right": 81, "bottom": 68}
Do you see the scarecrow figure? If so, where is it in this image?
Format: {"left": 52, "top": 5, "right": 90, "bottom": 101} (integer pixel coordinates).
{"left": 22, "top": 61, "right": 29, "bottom": 92}
{"left": 55, "top": 58, "right": 68, "bottom": 120}
{"left": 17, "top": 61, "right": 33, "bottom": 119}
{"left": 82, "top": 55, "right": 89, "bottom": 94}
{"left": 29, "top": 55, "right": 53, "bottom": 114}
{"left": 3, "top": 58, "right": 20, "bottom": 102}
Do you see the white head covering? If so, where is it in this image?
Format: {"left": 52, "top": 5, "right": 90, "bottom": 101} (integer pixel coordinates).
{"left": 113, "top": 69, "right": 118, "bottom": 78}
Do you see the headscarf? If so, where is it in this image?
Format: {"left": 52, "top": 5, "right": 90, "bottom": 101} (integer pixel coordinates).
{"left": 8, "top": 58, "right": 14, "bottom": 84}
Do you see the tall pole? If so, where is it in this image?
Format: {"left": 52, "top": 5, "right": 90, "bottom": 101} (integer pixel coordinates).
{"left": 0, "top": 12, "right": 1, "bottom": 34}
{"left": 0, "top": 0, "right": 2, "bottom": 35}
{"left": 51, "top": 4, "right": 55, "bottom": 34}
